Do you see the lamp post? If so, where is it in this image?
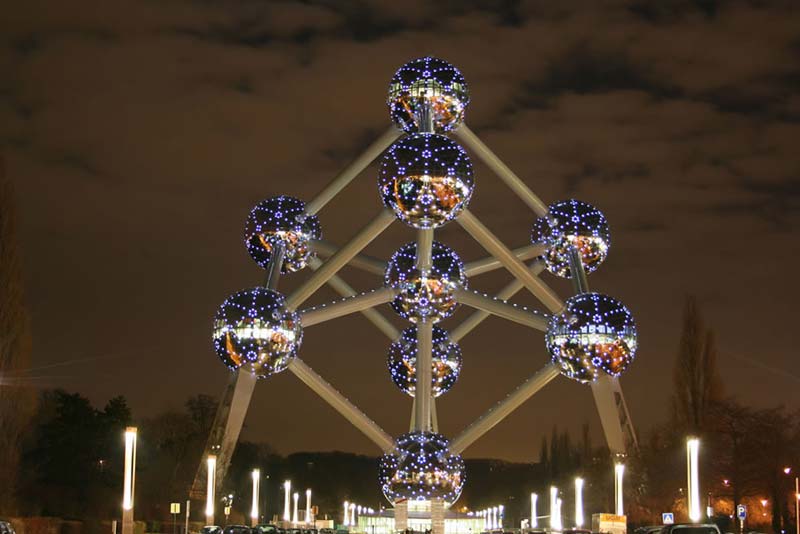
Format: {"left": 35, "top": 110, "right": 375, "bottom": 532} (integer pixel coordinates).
{"left": 575, "top": 478, "right": 584, "bottom": 528}
{"left": 343, "top": 501, "right": 350, "bottom": 527}
{"left": 251, "top": 469, "right": 260, "bottom": 526}
{"left": 122, "top": 427, "right": 137, "bottom": 534}
{"left": 206, "top": 455, "right": 217, "bottom": 525}
{"left": 293, "top": 492, "right": 300, "bottom": 524}
{"left": 550, "top": 487, "right": 561, "bottom": 531}
{"left": 615, "top": 463, "right": 625, "bottom": 517}
{"left": 306, "top": 489, "right": 312, "bottom": 525}
{"left": 531, "top": 493, "right": 538, "bottom": 529}
{"left": 687, "top": 438, "right": 701, "bottom": 523}
{"left": 284, "top": 481, "right": 292, "bottom": 522}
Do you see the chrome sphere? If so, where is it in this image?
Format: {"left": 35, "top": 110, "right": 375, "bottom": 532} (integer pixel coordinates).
{"left": 244, "top": 196, "right": 321, "bottom": 272}
{"left": 379, "top": 431, "right": 465, "bottom": 504}
{"left": 385, "top": 241, "right": 467, "bottom": 323}
{"left": 379, "top": 133, "right": 474, "bottom": 229}
{"left": 212, "top": 287, "right": 302, "bottom": 378}
{"left": 388, "top": 56, "right": 469, "bottom": 133}
{"left": 531, "top": 199, "right": 610, "bottom": 278}
{"left": 546, "top": 292, "right": 637, "bottom": 383}
{"left": 388, "top": 326, "right": 462, "bottom": 398}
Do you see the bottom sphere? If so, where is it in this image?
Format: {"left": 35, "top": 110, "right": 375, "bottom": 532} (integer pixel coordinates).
{"left": 379, "top": 431, "right": 465, "bottom": 505}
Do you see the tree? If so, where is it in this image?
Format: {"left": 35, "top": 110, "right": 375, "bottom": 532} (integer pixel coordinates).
{"left": 672, "top": 296, "right": 722, "bottom": 434}
{"left": 0, "top": 156, "right": 36, "bottom": 513}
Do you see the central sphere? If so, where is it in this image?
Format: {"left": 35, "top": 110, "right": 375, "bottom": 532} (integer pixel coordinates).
{"left": 212, "top": 287, "right": 302, "bottom": 379}
{"left": 545, "top": 292, "right": 637, "bottom": 383}
{"left": 379, "top": 134, "right": 474, "bottom": 229}
{"left": 387, "top": 56, "right": 469, "bottom": 133}
{"left": 531, "top": 199, "right": 610, "bottom": 278}
{"left": 385, "top": 241, "right": 467, "bottom": 323}
{"left": 244, "top": 196, "right": 321, "bottom": 273}
{"left": 379, "top": 431, "right": 465, "bottom": 504}
{"left": 388, "top": 326, "right": 462, "bottom": 398}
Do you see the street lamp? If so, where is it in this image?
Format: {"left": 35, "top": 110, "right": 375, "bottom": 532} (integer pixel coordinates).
{"left": 550, "top": 487, "right": 561, "bottom": 531}
{"left": 615, "top": 463, "right": 625, "bottom": 517}
{"left": 122, "top": 427, "right": 138, "bottom": 534}
{"left": 206, "top": 455, "right": 217, "bottom": 525}
{"left": 284, "top": 481, "right": 292, "bottom": 522}
{"left": 343, "top": 501, "right": 350, "bottom": 527}
{"left": 575, "top": 478, "right": 584, "bottom": 528}
{"left": 530, "top": 493, "right": 538, "bottom": 529}
{"left": 293, "top": 492, "right": 299, "bottom": 524}
{"left": 687, "top": 438, "right": 701, "bottom": 523}
{"left": 251, "top": 469, "right": 260, "bottom": 526}
{"left": 306, "top": 489, "right": 312, "bottom": 524}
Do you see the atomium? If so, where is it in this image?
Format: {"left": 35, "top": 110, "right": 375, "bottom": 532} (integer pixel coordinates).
{"left": 531, "top": 199, "right": 610, "bottom": 278}
{"left": 385, "top": 241, "right": 467, "bottom": 323}
{"left": 379, "top": 431, "right": 465, "bottom": 504}
{"left": 379, "top": 133, "right": 474, "bottom": 229}
{"left": 545, "top": 292, "right": 637, "bottom": 383}
{"left": 387, "top": 56, "right": 469, "bottom": 134}
{"left": 212, "top": 287, "right": 302, "bottom": 378}
{"left": 244, "top": 195, "right": 321, "bottom": 272}
{"left": 388, "top": 325, "right": 462, "bottom": 398}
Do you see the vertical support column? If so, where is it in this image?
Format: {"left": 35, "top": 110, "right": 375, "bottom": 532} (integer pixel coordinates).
{"left": 567, "top": 246, "right": 589, "bottom": 294}
{"left": 395, "top": 501, "right": 408, "bottom": 532}
{"left": 415, "top": 322, "right": 433, "bottom": 432}
{"left": 431, "top": 499, "right": 445, "bottom": 534}
{"left": 122, "top": 427, "right": 137, "bottom": 534}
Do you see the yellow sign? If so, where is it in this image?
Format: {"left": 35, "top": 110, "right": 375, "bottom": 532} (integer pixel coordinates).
{"left": 170, "top": 503, "right": 181, "bottom": 514}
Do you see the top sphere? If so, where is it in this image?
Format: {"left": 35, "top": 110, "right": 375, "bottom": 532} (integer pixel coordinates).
{"left": 545, "top": 292, "right": 637, "bottom": 383}
{"left": 379, "top": 133, "right": 474, "bottom": 229}
{"left": 244, "top": 196, "right": 321, "bottom": 273}
{"left": 388, "top": 56, "right": 469, "bottom": 133}
{"left": 212, "top": 287, "right": 302, "bottom": 379}
{"left": 531, "top": 199, "right": 610, "bottom": 278}
{"left": 378, "top": 431, "right": 465, "bottom": 505}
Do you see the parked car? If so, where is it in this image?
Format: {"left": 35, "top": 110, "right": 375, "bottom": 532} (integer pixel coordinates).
{"left": 224, "top": 526, "right": 252, "bottom": 534}
{"left": 253, "top": 525, "right": 278, "bottom": 534}
{"left": 661, "top": 524, "right": 721, "bottom": 534}
{"left": 0, "top": 521, "right": 16, "bottom": 534}
{"left": 201, "top": 527, "right": 222, "bottom": 534}
{"left": 635, "top": 527, "right": 665, "bottom": 534}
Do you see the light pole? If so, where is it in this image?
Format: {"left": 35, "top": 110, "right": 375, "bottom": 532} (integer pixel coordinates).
{"left": 530, "top": 493, "right": 538, "bottom": 529}
{"left": 251, "top": 469, "right": 260, "bottom": 527}
{"left": 343, "top": 501, "right": 350, "bottom": 527}
{"left": 687, "top": 438, "right": 701, "bottom": 523}
{"left": 293, "top": 492, "right": 299, "bottom": 524}
{"left": 306, "top": 489, "right": 312, "bottom": 525}
{"left": 615, "top": 463, "right": 625, "bottom": 517}
{"left": 283, "top": 481, "right": 292, "bottom": 522}
{"left": 122, "top": 427, "right": 137, "bottom": 534}
{"left": 206, "top": 455, "right": 217, "bottom": 525}
{"left": 575, "top": 478, "right": 584, "bottom": 528}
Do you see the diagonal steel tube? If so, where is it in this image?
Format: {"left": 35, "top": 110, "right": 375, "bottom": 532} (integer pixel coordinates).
{"left": 464, "top": 244, "right": 546, "bottom": 277}
{"left": 415, "top": 321, "right": 434, "bottom": 432}
{"left": 300, "top": 287, "right": 397, "bottom": 327}
{"left": 305, "top": 127, "right": 402, "bottom": 216}
{"left": 457, "top": 210, "right": 563, "bottom": 313}
{"left": 309, "top": 257, "right": 399, "bottom": 340}
{"left": 287, "top": 209, "right": 395, "bottom": 310}
{"left": 449, "top": 363, "right": 560, "bottom": 454}
{"left": 454, "top": 125, "right": 549, "bottom": 217}
{"left": 288, "top": 358, "right": 393, "bottom": 452}
{"left": 311, "top": 240, "right": 386, "bottom": 276}
{"left": 451, "top": 261, "right": 545, "bottom": 342}
{"left": 567, "top": 246, "right": 590, "bottom": 294}
{"left": 453, "top": 288, "right": 549, "bottom": 331}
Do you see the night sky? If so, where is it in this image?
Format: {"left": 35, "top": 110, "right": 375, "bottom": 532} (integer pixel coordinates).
{"left": 3, "top": 0, "right": 799, "bottom": 463}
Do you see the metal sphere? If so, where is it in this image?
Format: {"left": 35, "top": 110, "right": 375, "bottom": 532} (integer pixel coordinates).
{"left": 379, "top": 431, "right": 465, "bottom": 504}
{"left": 388, "top": 326, "right": 462, "bottom": 398}
{"left": 385, "top": 241, "right": 467, "bottom": 323}
{"left": 387, "top": 56, "right": 469, "bottom": 133}
{"left": 545, "top": 292, "right": 637, "bottom": 383}
{"left": 244, "top": 196, "right": 321, "bottom": 273}
{"left": 212, "top": 287, "right": 302, "bottom": 379}
{"left": 379, "top": 133, "right": 474, "bottom": 229}
{"left": 531, "top": 199, "right": 610, "bottom": 278}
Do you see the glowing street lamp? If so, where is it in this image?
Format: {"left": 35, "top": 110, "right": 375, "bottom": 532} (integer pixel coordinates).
{"left": 575, "top": 478, "right": 584, "bottom": 527}
{"left": 615, "top": 463, "right": 625, "bottom": 516}
{"left": 349, "top": 503, "right": 356, "bottom": 526}
{"left": 293, "top": 492, "right": 299, "bottom": 524}
{"left": 556, "top": 498, "right": 563, "bottom": 532}
{"left": 530, "top": 493, "right": 538, "bottom": 528}
{"left": 687, "top": 438, "right": 701, "bottom": 522}
{"left": 498, "top": 505, "right": 504, "bottom": 529}
{"left": 343, "top": 501, "right": 350, "bottom": 527}
{"left": 122, "top": 427, "right": 137, "bottom": 534}
{"left": 283, "top": 481, "right": 291, "bottom": 522}
{"left": 206, "top": 455, "right": 217, "bottom": 524}
{"left": 306, "top": 489, "right": 312, "bottom": 524}
{"left": 550, "top": 487, "right": 560, "bottom": 531}
{"left": 251, "top": 469, "right": 260, "bottom": 526}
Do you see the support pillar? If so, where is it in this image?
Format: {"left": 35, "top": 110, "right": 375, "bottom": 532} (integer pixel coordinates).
{"left": 431, "top": 499, "right": 445, "bottom": 534}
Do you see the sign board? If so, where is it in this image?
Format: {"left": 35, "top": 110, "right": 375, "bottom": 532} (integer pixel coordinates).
{"left": 737, "top": 505, "right": 747, "bottom": 520}
{"left": 592, "top": 513, "right": 627, "bottom": 534}
{"left": 170, "top": 503, "right": 181, "bottom": 514}
{"left": 662, "top": 513, "right": 674, "bottom": 525}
